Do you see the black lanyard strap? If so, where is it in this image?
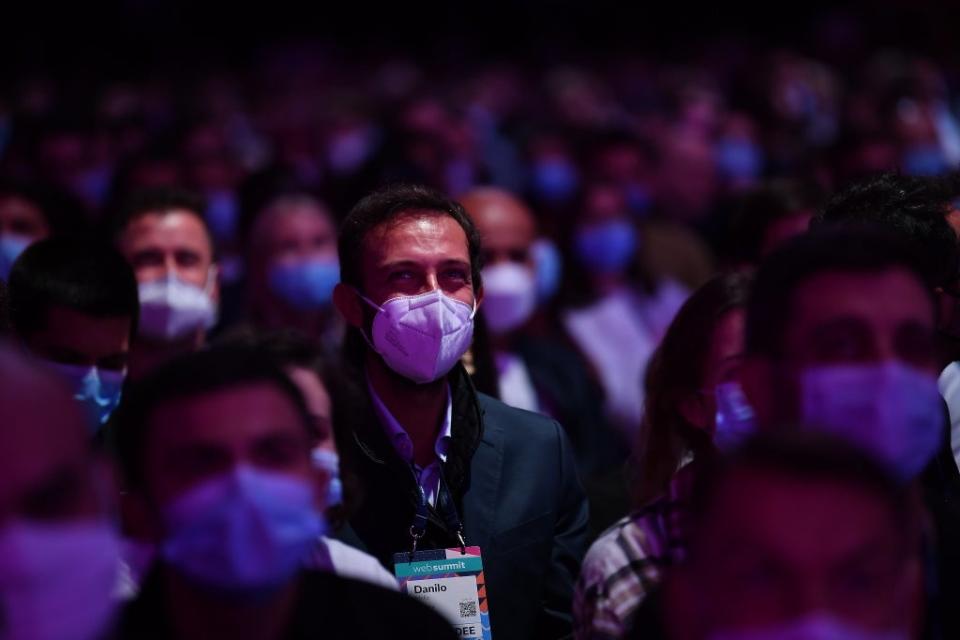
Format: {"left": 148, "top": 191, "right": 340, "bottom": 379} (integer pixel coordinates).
{"left": 406, "top": 463, "right": 467, "bottom": 555}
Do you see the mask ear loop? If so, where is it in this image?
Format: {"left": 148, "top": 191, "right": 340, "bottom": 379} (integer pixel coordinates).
{"left": 352, "top": 287, "right": 385, "bottom": 353}
{"left": 203, "top": 264, "right": 219, "bottom": 296}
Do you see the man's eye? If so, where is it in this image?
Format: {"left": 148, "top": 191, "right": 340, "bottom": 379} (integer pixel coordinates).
{"left": 443, "top": 269, "right": 469, "bottom": 281}
{"left": 391, "top": 270, "right": 415, "bottom": 280}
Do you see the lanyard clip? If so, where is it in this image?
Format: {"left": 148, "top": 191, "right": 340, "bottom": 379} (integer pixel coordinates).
{"left": 409, "top": 525, "right": 425, "bottom": 560}
{"left": 455, "top": 529, "right": 467, "bottom": 555}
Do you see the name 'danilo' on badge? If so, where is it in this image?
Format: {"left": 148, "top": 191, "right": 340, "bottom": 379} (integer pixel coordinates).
{"left": 412, "top": 583, "right": 449, "bottom": 594}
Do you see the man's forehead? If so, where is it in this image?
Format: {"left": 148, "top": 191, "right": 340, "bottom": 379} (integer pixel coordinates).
{"left": 124, "top": 210, "right": 211, "bottom": 250}
{"left": 364, "top": 211, "right": 470, "bottom": 263}
{"left": 789, "top": 268, "right": 934, "bottom": 328}
{"left": 146, "top": 383, "right": 306, "bottom": 446}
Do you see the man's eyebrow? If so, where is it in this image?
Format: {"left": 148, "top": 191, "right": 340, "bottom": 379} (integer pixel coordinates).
{"left": 379, "top": 259, "right": 422, "bottom": 269}
{"left": 808, "top": 316, "right": 870, "bottom": 335}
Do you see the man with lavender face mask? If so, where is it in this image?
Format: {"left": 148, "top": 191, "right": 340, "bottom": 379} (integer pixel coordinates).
{"left": 331, "top": 184, "right": 589, "bottom": 640}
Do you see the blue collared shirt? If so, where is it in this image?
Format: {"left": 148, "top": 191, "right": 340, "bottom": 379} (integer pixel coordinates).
{"left": 368, "top": 376, "right": 453, "bottom": 506}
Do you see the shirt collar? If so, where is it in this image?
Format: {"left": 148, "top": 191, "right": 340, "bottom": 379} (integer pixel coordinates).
{"left": 366, "top": 373, "right": 453, "bottom": 466}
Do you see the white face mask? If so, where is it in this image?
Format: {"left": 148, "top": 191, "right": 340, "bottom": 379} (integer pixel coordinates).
{"left": 0, "top": 520, "right": 121, "bottom": 640}
{"left": 357, "top": 288, "right": 476, "bottom": 384}
{"left": 800, "top": 362, "right": 944, "bottom": 480}
{"left": 709, "top": 612, "right": 908, "bottom": 640}
{"left": 480, "top": 263, "right": 537, "bottom": 336}
{"left": 138, "top": 271, "right": 218, "bottom": 342}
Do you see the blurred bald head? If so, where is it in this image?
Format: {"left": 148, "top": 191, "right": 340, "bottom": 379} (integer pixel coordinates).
{"left": 461, "top": 187, "right": 537, "bottom": 268}
{"left": 0, "top": 344, "right": 104, "bottom": 523}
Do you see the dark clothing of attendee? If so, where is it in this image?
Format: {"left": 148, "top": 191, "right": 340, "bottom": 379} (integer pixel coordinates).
{"left": 624, "top": 589, "right": 667, "bottom": 640}
{"left": 116, "top": 568, "right": 457, "bottom": 639}
{"left": 514, "top": 337, "right": 631, "bottom": 535}
{"left": 921, "top": 427, "right": 960, "bottom": 640}
{"left": 334, "top": 363, "right": 590, "bottom": 640}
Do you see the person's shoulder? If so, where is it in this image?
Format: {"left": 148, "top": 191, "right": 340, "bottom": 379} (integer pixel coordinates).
{"left": 581, "top": 514, "right": 650, "bottom": 579}
{"left": 320, "top": 537, "right": 398, "bottom": 591}
{"left": 301, "top": 571, "right": 457, "bottom": 638}
{"left": 477, "top": 392, "right": 563, "bottom": 441}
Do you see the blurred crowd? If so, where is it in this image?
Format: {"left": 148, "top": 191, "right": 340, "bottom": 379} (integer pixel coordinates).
{"left": 2, "top": 31, "right": 960, "bottom": 640}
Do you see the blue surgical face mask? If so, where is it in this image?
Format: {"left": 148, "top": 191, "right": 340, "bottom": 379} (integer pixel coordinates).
{"left": 531, "top": 238, "right": 563, "bottom": 302}
{"left": 0, "top": 233, "right": 31, "bottom": 280}
{"left": 205, "top": 190, "right": 240, "bottom": 245}
{"left": 903, "top": 144, "right": 950, "bottom": 177}
{"left": 531, "top": 159, "right": 579, "bottom": 203}
{"left": 49, "top": 364, "right": 125, "bottom": 431}
{"left": 574, "top": 220, "right": 638, "bottom": 274}
{"left": 268, "top": 258, "right": 340, "bottom": 310}
{"left": 799, "top": 362, "right": 944, "bottom": 480}
{"left": 714, "top": 381, "right": 756, "bottom": 453}
{"left": 715, "top": 137, "right": 764, "bottom": 182}
{"left": 161, "top": 466, "right": 326, "bottom": 595}
{"left": 624, "top": 182, "right": 653, "bottom": 217}
{"left": 311, "top": 449, "right": 343, "bottom": 508}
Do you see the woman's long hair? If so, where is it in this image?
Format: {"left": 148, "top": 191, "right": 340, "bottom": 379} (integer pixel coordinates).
{"left": 631, "top": 271, "right": 752, "bottom": 507}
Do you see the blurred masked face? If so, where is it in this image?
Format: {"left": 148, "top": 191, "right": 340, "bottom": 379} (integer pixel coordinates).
{"left": 573, "top": 185, "right": 638, "bottom": 277}
{"left": 252, "top": 201, "right": 340, "bottom": 313}
{"left": 467, "top": 193, "right": 538, "bottom": 336}
{"left": 139, "top": 382, "right": 326, "bottom": 594}
{"left": 0, "top": 359, "right": 121, "bottom": 640}
{"left": 667, "top": 468, "right": 921, "bottom": 640}
{"left": 742, "top": 268, "right": 941, "bottom": 479}
{"left": 118, "top": 211, "right": 219, "bottom": 345}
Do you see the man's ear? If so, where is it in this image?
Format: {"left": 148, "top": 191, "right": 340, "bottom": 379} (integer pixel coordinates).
{"left": 333, "top": 283, "right": 364, "bottom": 328}
{"left": 208, "top": 263, "right": 221, "bottom": 305}
{"left": 474, "top": 283, "right": 484, "bottom": 309}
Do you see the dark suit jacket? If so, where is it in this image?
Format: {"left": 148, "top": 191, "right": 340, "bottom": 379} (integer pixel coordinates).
{"left": 515, "top": 337, "right": 631, "bottom": 537}
{"left": 334, "top": 363, "right": 590, "bottom": 640}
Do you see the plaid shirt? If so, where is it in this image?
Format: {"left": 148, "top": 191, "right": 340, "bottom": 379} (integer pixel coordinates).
{"left": 573, "top": 465, "right": 695, "bottom": 640}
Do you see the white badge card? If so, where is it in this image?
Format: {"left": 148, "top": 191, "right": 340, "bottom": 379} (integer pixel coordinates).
{"left": 394, "top": 546, "right": 491, "bottom": 639}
